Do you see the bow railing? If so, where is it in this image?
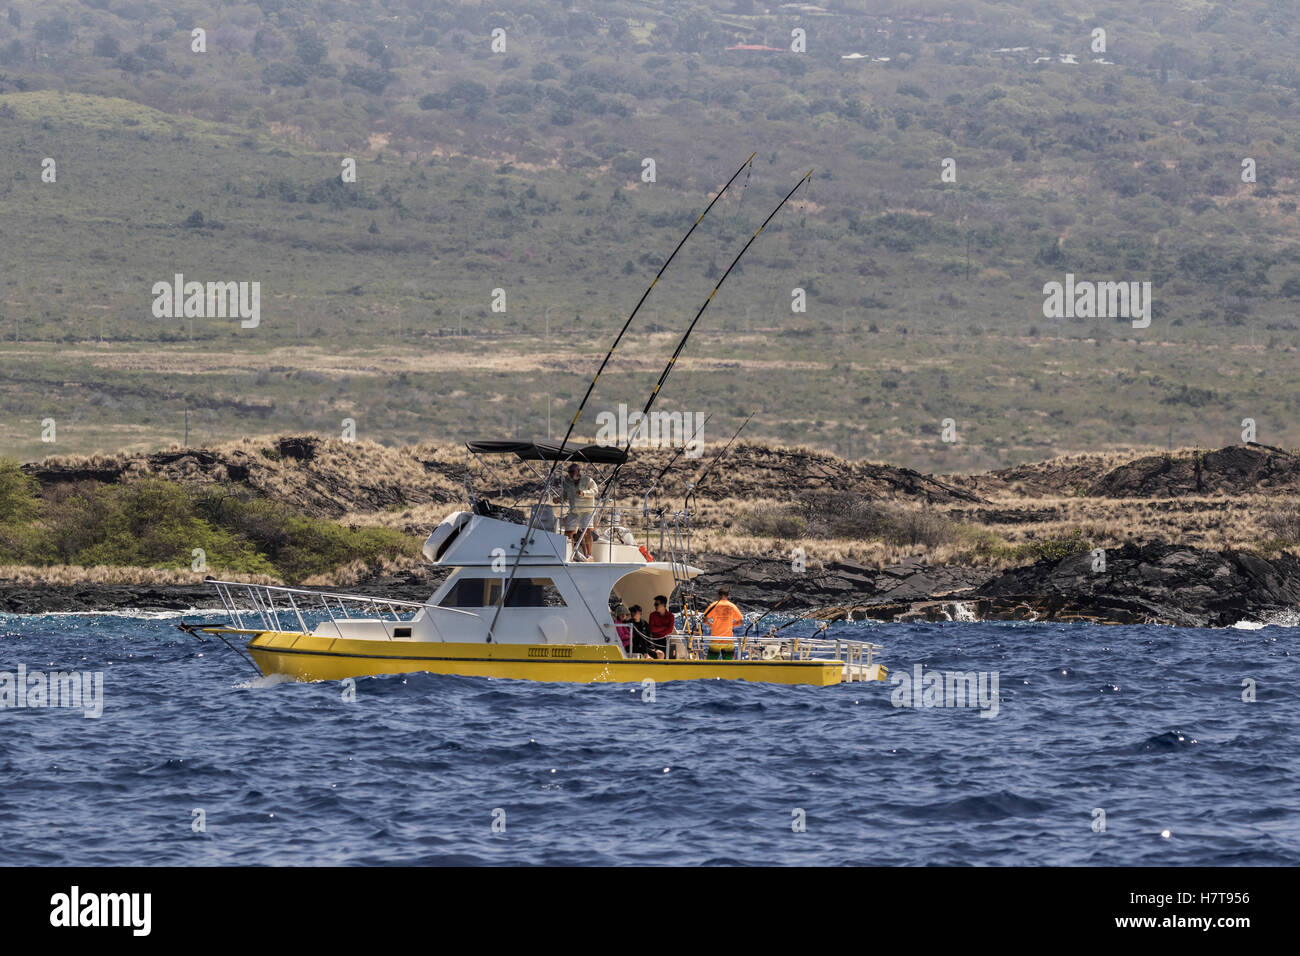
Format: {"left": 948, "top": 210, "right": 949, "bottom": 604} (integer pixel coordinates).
{"left": 207, "top": 580, "right": 479, "bottom": 641}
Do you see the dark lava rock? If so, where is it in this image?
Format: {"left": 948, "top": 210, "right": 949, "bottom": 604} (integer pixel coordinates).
{"left": 977, "top": 542, "right": 1300, "bottom": 626}
{"left": 0, "top": 583, "right": 219, "bottom": 614}
{"left": 1091, "top": 443, "right": 1300, "bottom": 498}
{"left": 4, "top": 544, "right": 1294, "bottom": 628}
{"left": 689, "top": 552, "right": 986, "bottom": 611}
{"left": 276, "top": 436, "right": 321, "bottom": 461}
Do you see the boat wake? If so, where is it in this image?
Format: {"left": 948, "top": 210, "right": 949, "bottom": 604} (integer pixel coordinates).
{"left": 234, "top": 672, "right": 298, "bottom": 690}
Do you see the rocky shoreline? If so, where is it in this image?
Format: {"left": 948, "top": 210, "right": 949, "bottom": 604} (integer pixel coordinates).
{"left": 6, "top": 437, "right": 1300, "bottom": 627}
{"left": 3, "top": 542, "right": 1296, "bottom": 627}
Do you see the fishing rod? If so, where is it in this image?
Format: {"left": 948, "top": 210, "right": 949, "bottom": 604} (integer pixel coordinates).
{"left": 677, "top": 413, "right": 751, "bottom": 635}
{"left": 743, "top": 590, "right": 797, "bottom": 636}
{"left": 683, "top": 411, "right": 752, "bottom": 514}
{"left": 646, "top": 411, "right": 713, "bottom": 496}
{"left": 483, "top": 152, "right": 756, "bottom": 642}
{"left": 642, "top": 411, "right": 713, "bottom": 552}
{"left": 761, "top": 615, "right": 829, "bottom": 641}
{"left": 601, "top": 168, "right": 814, "bottom": 497}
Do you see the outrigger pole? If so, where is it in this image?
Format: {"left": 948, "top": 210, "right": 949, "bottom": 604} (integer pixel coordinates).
{"left": 483, "top": 152, "right": 756, "bottom": 642}
{"left": 601, "top": 168, "right": 814, "bottom": 496}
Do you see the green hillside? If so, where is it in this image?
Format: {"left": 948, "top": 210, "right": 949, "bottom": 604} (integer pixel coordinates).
{"left": 1, "top": 0, "right": 1298, "bottom": 470}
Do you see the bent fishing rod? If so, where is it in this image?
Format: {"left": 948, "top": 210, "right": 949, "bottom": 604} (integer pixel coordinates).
{"left": 483, "top": 152, "right": 756, "bottom": 642}
{"left": 601, "top": 168, "right": 814, "bottom": 498}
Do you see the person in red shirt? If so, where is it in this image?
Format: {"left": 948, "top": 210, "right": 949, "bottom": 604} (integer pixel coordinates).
{"left": 648, "top": 595, "right": 676, "bottom": 657}
{"left": 701, "top": 587, "right": 744, "bottom": 659}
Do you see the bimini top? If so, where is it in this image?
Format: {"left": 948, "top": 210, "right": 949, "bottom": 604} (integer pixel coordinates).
{"left": 465, "top": 439, "right": 629, "bottom": 464}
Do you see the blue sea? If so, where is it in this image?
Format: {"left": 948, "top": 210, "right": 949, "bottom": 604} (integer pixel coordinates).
{"left": 1, "top": 612, "right": 1296, "bottom": 866}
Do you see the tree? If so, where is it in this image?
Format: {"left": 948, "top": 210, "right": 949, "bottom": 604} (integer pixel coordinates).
{"left": 295, "top": 30, "right": 327, "bottom": 67}
{"left": 34, "top": 16, "right": 73, "bottom": 46}
{"left": 263, "top": 62, "right": 308, "bottom": 85}
{"left": 342, "top": 65, "right": 395, "bottom": 94}
{"left": 0, "top": 460, "right": 39, "bottom": 527}
{"left": 92, "top": 34, "right": 120, "bottom": 58}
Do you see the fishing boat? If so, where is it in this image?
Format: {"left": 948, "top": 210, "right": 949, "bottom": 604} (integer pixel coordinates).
{"left": 180, "top": 157, "right": 885, "bottom": 686}
{"left": 187, "top": 439, "right": 885, "bottom": 686}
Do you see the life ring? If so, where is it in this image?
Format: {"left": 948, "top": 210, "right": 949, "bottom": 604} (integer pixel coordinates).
{"left": 639, "top": 545, "right": 654, "bottom": 562}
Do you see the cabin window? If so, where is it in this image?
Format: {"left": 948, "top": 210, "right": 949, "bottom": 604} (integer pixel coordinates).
{"left": 438, "top": 577, "right": 566, "bottom": 608}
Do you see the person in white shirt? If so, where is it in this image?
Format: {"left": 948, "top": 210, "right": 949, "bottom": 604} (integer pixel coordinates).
{"left": 559, "top": 462, "right": 597, "bottom": 559}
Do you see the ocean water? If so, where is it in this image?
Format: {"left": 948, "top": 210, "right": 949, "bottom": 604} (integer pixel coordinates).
{"left": 0, "top": 612, "right": 1296, "bottom": 866}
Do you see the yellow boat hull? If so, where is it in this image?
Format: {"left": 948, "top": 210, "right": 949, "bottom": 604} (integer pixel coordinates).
{"left": 237, "top": 630, "right": 879, "bottom": 686}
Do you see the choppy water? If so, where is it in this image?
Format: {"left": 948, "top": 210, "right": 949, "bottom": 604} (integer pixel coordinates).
{"left": 1, "top": 612, "right": 1296, "bottom": 865}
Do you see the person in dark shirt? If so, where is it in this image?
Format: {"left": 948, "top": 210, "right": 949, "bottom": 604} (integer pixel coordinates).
{"left": 628, "top": 604, "right": 663, "bottom": 659}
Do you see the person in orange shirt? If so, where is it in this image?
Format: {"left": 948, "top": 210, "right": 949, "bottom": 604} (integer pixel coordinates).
{"left": 701, "top": 587, "right": 744, "bottom": 660}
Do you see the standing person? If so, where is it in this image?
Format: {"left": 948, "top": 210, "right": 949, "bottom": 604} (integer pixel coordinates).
{"left": 649, "top": 595, "right": 676, "bottom": 657}
{"left": 560, "top": 462, "right": 597, "bottom": 559}
{"left": 701, "top": 587, "right": 744, "bottom": 660}
{"left": 629, "top": 605, "right": 663, "bottom": 659}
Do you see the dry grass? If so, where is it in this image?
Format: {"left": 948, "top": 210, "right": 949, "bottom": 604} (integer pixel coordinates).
{"left": 300, "top": 554, "right": 425, "bottom": 587}
{"left": 0, "top": 564, "right": 277, "bottom": 586}
{"left": 937, "top": 493, "right": 1300, "bottom": 553}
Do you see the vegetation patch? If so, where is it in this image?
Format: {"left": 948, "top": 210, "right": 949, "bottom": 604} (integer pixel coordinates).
{"left": 0, "top": 459, "right": 418, "bottom": 582}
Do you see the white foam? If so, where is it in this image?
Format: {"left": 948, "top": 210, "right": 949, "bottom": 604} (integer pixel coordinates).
{"left": 1235, "top": 610, "right": 1300, "bottom": 628}
{"left": 3, "top": 608, "right": 221, "bottom": 620}
{"left": 234, "top": 672, "right": 296, "bottom": 690}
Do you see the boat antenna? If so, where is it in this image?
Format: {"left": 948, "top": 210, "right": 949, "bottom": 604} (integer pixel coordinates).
{"left": 482, "top": 152, "right": 757, "bottom": 642}
{"left": 601, "top": 168, "right": 814, "bottom": 497}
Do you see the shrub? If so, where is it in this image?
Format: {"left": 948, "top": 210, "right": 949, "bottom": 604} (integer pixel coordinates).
{"left": 741, "top": 490, "right": 960, "bottom": 548}
{"left": 0, "top": 460, "right": 39, "bottom": 526}
{"left": 738, "top": 511, "right": 807, "bottom": 539}
{"left": 1261, "top": 505, "right": 1300, "bottom": 543}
